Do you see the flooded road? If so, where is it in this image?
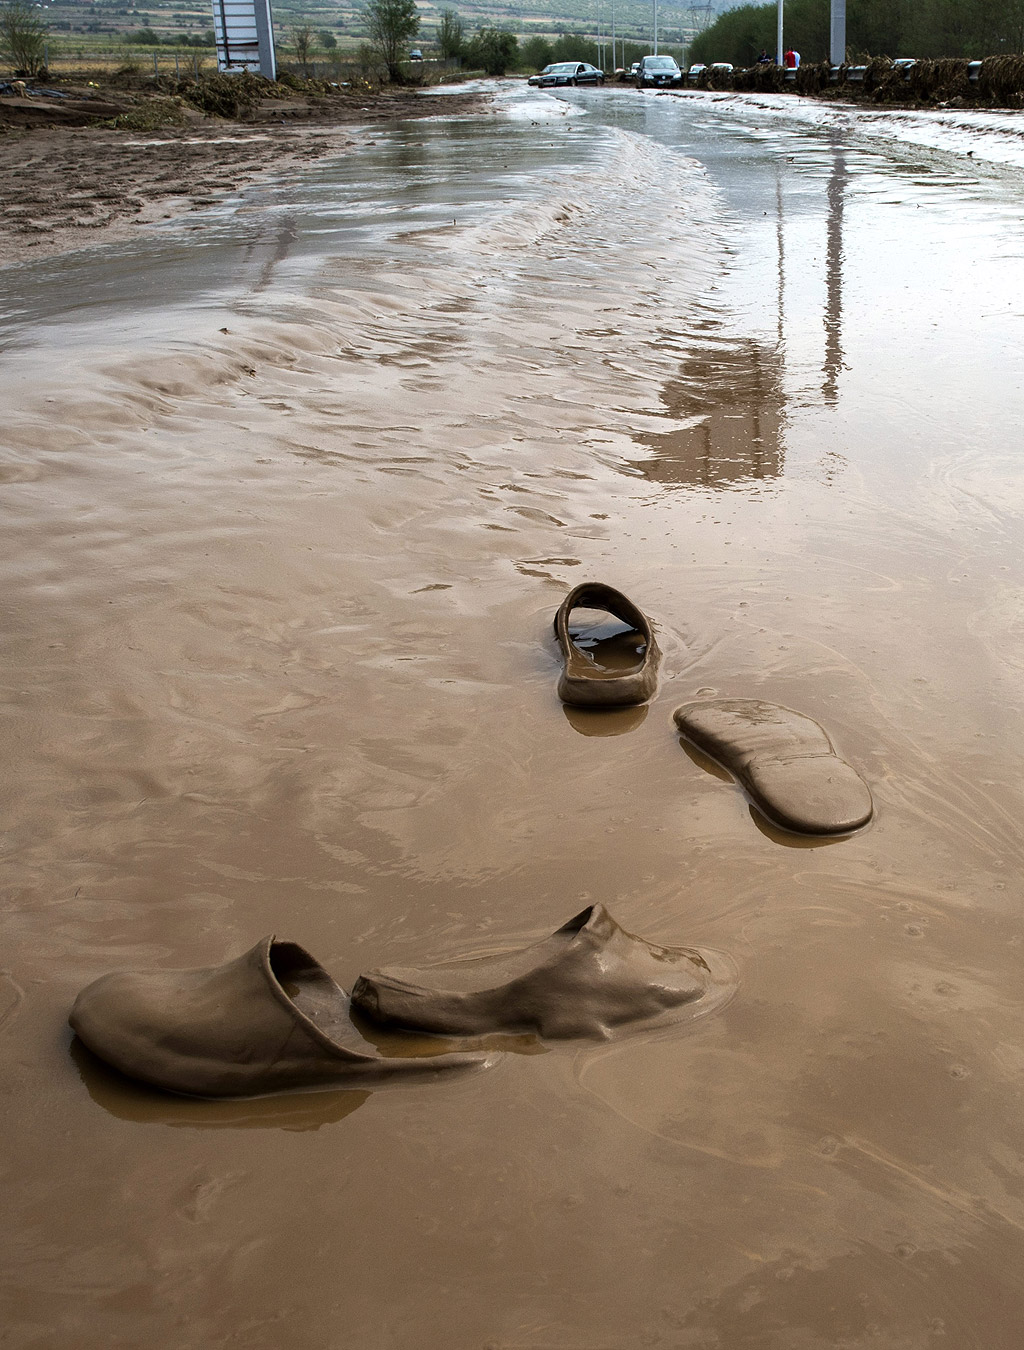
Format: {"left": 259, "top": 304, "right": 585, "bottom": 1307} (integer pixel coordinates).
{"left": 4, "top": 83, "right": 1024, "bottom": 1348}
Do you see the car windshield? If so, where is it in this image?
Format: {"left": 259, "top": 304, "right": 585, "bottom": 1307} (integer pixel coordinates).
{"left": 548, "top": 63, "right": 579, "bottom": 74}
{"left": 646, "top": 58, "right": 677, "bottom": 69}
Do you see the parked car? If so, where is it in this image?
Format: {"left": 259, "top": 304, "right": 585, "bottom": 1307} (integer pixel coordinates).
{"left": 687, "top": 62, "right": 706, "bottom": 82}
{"left": 709, "top": 62, "right": 734, "bottom": 73}
{"left": 409, "top": 49, "right": 423, "bottom": 61}
{"left": 528, "top": 63, "right": 558, "bottom": 85}
{"left": 635, "top": 55, "right": 682, "bottom": 87}
{"left": 529, "top": 61, "right": 605, "bottom": 87}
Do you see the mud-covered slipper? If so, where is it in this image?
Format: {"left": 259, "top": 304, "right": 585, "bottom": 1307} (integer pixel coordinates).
{"left": 553, "top": 582, "right": 660, "bottom": 708}
{"left": 673, "top": 698, "right": 873, "bottom": 836}
{"left": 70, "top": 937, "right": 495, "bottom": 1098}
{"left": 351, "top": 903, "right": 736, "bottom": 1042}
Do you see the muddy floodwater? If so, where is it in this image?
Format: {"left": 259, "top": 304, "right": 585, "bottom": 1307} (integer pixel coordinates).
{"left": 4, "top": 82, "right": 1024, "bottom": 1348}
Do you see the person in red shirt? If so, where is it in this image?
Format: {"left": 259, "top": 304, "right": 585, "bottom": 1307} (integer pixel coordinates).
{"left": 784, "top": 48, "right": 797, "bottom": 67}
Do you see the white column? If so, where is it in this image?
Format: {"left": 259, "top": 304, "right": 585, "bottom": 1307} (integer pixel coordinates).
{"left": 830, "top": 0, "right": 846, "bottom": 65}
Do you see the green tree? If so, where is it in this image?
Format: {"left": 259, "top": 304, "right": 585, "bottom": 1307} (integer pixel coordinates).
{"left": 1005, "top": 0, "right": 1024, "bottom": 49}
{"left": 464, "top": 26, "right": 518, "bottom": 75}
{"left": 690, "top": 5, "right": 774, "bottom": 66}
{"left": 125, "top": 25, "right": 160, "bottom": 45}
{"left": 365, "top": 0, "right": 419, "bottom": 81}
{"left": 318, "top": 30, "right": 337, "bottom": 50}
{"left": 520, "top": 35, "right": 553, "bottom": 70}
{"left": 437, "top": 7, "right": 464, "bottom": 60}
{"left": 551, "top": 34, "right": 597, "bottom": 62}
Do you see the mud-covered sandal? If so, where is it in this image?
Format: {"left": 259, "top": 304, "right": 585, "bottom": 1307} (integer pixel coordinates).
{"left": 70, "top": 937, "right": 495, "bottom": 1098}
{"left": 553, "top": 582, "right": 660, "bottom": 707}
{"left": 673, "top": 698, "right": 873, "bottom": 836}
{"left": 352, "top": 903, "right": 736, "bottom": 1041}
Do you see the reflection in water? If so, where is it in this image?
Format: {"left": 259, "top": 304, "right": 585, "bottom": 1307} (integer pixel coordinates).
{"left": 71, "top": 1037, "right": 371, "bottom": 1130}
{"left": 636, "top": 129, "right": 851, "bottom": 490}
{"left": 748, "top": 804, "right": 848, "bottom": 849}
{"left": 823, "top": 135, "right": 848, "bottom": 403}
{"left": 563, "top": 703, "right": 649, "bottom": 737}
{"left": 776, "top": 166, "right": 785, "bottom": 352}
{"left": 567, "top": 614, "right": 648, "bottom": 674}
{"left": 678, "top": 737, "right": 734, "bottom": 783}
{"left": 631, "top": 334, "right": 784, "bottom": 489}
{"left": 251, "top": 213, "right": 299, "bottom": 295}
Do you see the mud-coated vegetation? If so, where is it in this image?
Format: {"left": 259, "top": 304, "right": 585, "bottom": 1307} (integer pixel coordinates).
{"left": 706, "top": 54, "right": 1024, "bottom": 109}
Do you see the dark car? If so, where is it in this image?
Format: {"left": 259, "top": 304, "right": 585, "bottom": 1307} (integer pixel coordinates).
{"left": 635, "top": 55, "right": 682, "bottom": 87}
{"left": 528, "top": 61, "right": 605, "bottom": 88}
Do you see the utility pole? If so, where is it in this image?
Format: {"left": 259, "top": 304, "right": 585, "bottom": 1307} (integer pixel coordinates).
{"left": 653, "top": 0, "right": 659, "bottom": 53}
{"left": 830, "top": 0, "right": 846, "bottom": 64}
{"left": 611, "top": 1, "right": 616, "bottom": 71}
{"left": 776, "top": 0, "right": 783, "bottom": 64}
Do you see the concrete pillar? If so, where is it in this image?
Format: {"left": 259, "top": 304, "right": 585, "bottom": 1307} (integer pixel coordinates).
{"left": 830, "top": 0, "right": 846, "bottom": 66}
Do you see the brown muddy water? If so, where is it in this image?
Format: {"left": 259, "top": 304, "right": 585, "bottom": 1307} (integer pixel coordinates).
{"left": 3, "top": 83, "right": 1024, "bottom": 1348}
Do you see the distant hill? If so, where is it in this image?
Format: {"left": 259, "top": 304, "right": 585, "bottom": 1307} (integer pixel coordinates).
{"left": 41, "top": 0, "right": 728, "bottom": 61}
{"left": 264, "top": 0, "right": 721, "bottom": 49}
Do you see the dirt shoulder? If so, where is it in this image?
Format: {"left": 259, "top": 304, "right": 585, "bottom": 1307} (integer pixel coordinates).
{"left": 0, "top": 84, "right": 489, "bottom": 267}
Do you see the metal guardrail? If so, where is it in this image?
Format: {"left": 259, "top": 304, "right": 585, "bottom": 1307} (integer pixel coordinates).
{"left": 828, "top": 61, "right": 983, "bottom": 85}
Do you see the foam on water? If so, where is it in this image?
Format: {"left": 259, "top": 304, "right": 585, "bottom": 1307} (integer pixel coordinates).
{"left": 491, "top": 83, "right": 587, "bottom": 120}
{"left": 425, "top": 77, "right": 587, "bottom": 120}
{"left": 663, "top": 87, "right": 1024, "bottom": 169}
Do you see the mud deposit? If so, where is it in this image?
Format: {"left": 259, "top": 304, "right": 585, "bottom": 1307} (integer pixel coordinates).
{"left": 0, "top": 91, "right": 487, "bottom": 266}
{"left": 3, "top": 82, "right": 1024, "bottom": 1348}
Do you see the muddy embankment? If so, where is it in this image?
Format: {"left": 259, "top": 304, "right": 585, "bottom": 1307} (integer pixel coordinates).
{"left": 0, "top": 72, "right": 488, "bottom": 265}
